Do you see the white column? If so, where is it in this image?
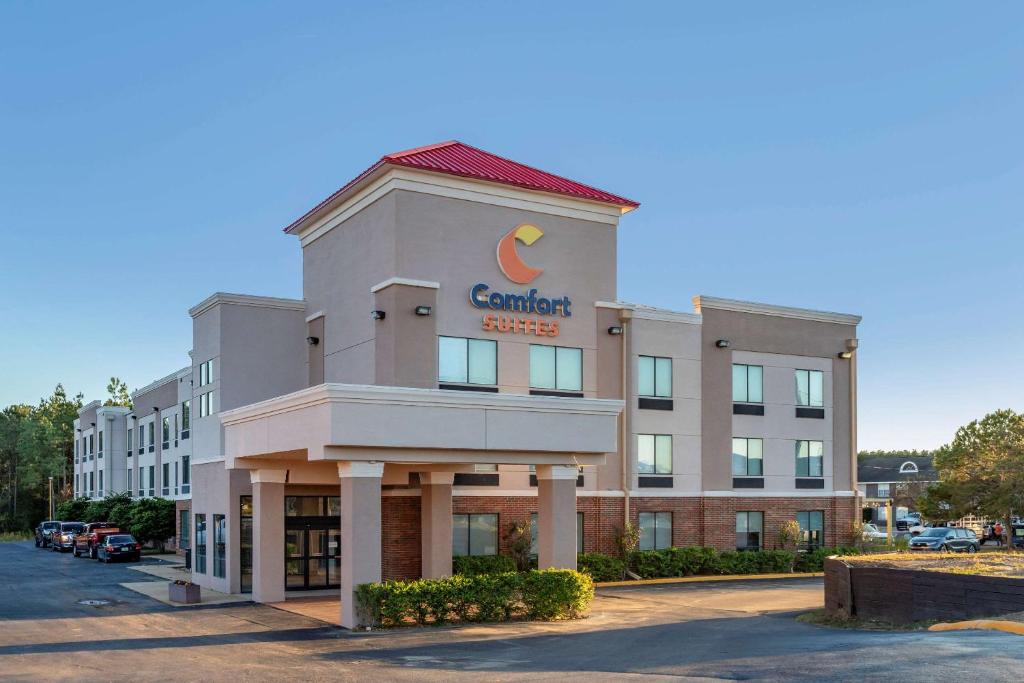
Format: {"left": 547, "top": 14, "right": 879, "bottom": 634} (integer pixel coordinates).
{"left": 250, "top": 469, "right": 287, "bottom": 604}
{"left": 536, "top": 465, "right": 578, "bottom": 570}
{"left": 419, "top": 472, "right": 454, "bottom": 579}
{"left": 339, "top": 461, "right": 384, "bottom": 629}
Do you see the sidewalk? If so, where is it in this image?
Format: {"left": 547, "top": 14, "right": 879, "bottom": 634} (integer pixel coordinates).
{"left": 121, "top": 556, "right": 251, "bottom": 607}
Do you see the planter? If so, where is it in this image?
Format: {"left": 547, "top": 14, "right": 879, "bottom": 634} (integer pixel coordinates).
{"left": 169, "top": 582, "right": 201, "bottom": 604}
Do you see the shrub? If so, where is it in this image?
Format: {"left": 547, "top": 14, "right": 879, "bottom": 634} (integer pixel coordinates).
{"left": 452, "top": 554, "right": 517, "bottom": 576}
{"left": 355, "top": 569, "right": 593, "bottom": 628}
{"left": 633, "top": 547, "right": 718, "bottom": 578}
{"left": 577, "top": 552, "right": 627, "bottom": 582}
{"left": 55, "top": 496, "right": 90, "bottom": 522}
{"left": 793, "top": 546, "right": 862, "bottom": 573}
{"left": 128, "top": 497, "right": 176, "bottom": 549}
{"left": 502, "top": 521, "right": 533, "bottom": 572}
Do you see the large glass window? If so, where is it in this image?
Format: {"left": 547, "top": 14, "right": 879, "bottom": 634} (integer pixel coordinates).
{"left": 797, "top": 511, "right": 824, "bottom": 549}
{"left": 736, "top": 511, "right": 763, "bottom": 550}
{"left": 285, "top": 496, "right": 324, "bottom": 517}
{"left": 195, "top": 515, "right": 207, "bottom": 574}
{"left": 127, "top": 428, "right": 132, "bottom": 456}
{"left": 795, "top": 369, "right": 824, "bottom": 407}
{"left": 162, "top": 417, "right": 170, "bottom": 447}
{"left": 796, "top": 440, "right": 824, "bottom": 477}
{"left": 98, "top": 430, "right": 103, "bottom": 455}
{"left": 199, "top": 359, "right": 214, "bottom": 387}
{"left": 138, "top": 425, "right": 145, "bottom": 454}
{"left": 732, "top": 364, "right": 763, "bottom": 403}
{"left": 148, "top": 465, "right": 155, "bottom": 497}
{"left": 127, "top": 469, "right": 132, "bottom": 494}
{"left": 162, "top": 463, "right": 170, "bottom": 496}
{"left": 732, "top": 437, "right": 763, "bottom": 476}
{"left": 438, "top": 336, "right": 497, "bottom": 385}
{"left": 638, "top": 511, "right": 672, "bottom": 550}
{"left": 637, "top": 434, "right": 672, "bottom": 475}
{"left": 182, "top": 455, "right": 191, "bottom": 494}
{"left": 213, "top": 514, "right": 226, "bottom": 578}
{"left": 452, "top": 513, "right": 498, "bottom": 556}
{"left": 179, "top": 509, "right": 190, "bottom": 550}
{"left": 638, "top": 356, "right": 672, "bottom": 397}
{"left": 98, "top": 470, "right": 103, "bottom": 497}
{"left": 240, "top": 496, "right": 252, "bottom": 593}
{"left": 529, "top": 345, "right": 582, "bottom": 391}
{"left": 147, "top": 423, "right": 154, "bottom": 449}
{"left": 181, "top": 400, "right": 191, "bottom": 436}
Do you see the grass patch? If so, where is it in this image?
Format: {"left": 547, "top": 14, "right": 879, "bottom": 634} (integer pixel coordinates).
{"left": 842, "top": 552, "right": 1024, "bottom": 577}
{"left": 0, "top": 531, "right": 33, "bottom": 542}
{"left": 797, "top": 609, "right": 936, "bottom": 631}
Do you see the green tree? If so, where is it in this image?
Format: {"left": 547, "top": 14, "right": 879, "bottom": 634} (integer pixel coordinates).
{"left": 919, "top": 410, "right": 1024, "bottom": 550}
{"left": 104, "top": 378, "right": 133, "bottom": 409}
{"left": 55, "top": 496, "right": 91, "bottom": 522}
{"left": 84, "top": 492, "right": 133, "bottom": 523}
{"left": 129, "top": 497, "right": 176, "bottom": 550}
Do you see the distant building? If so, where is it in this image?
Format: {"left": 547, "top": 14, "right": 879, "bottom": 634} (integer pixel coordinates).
{"left": 857, "top": 455, "right": 937, "bottom": 525}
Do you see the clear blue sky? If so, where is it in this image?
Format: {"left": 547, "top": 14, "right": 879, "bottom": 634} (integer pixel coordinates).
{"left": 1, "top": 2, "right": 1021, "bottom": 450}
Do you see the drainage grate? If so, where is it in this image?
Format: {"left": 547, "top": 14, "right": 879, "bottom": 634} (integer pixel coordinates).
{"left": 77, "top": 599, "right": 110, "bottom": 606}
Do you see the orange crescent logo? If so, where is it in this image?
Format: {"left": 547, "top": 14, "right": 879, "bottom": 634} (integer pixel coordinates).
{"left": 496, "top": 224, "right": 544, "bottom": 284}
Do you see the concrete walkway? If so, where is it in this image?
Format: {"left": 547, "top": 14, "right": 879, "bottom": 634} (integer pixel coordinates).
{"left": 121, "top": 554, "right": 250, "bottom": 607}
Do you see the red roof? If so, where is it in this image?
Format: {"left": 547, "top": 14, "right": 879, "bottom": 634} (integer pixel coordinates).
{"left": 283, "top": 141, "right": 639, "bottom": 234}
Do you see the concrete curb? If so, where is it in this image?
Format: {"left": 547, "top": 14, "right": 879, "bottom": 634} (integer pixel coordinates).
{"left": 596, "top": 572, "right": 824, "bottom": 588}
{"left": 929, "top": 619, "right": 1024, "bottom": 636}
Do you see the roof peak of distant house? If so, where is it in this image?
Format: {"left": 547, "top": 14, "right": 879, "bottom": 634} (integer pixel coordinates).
{"left": 282, "top": 140, "right": 640, "bottom": 235}
{"left": 858, "top": 455, "right": 938, "bottom": 483}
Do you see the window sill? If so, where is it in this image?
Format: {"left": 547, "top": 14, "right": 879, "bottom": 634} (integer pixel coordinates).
{"left": 438, "top": 383, "right": 499, "bottom": 393}
{"left": 733, "top": 403, "right": 765, "bottom": 416}
{"left": 796, "top": 407, "right": 825, "bottom": 419}
{"left": 529, "top": 389, "right": 584, "bottom": 398}
{"left": 638, "top": 397, "right": 673, "bottom": 411}
{"left": 733, "top": 477, "right": 764, "bottom": 489}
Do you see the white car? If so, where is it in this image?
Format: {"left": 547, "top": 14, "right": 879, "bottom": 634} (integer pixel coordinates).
{"left": 862, "top": 523, "right": 888, "bottom": 540}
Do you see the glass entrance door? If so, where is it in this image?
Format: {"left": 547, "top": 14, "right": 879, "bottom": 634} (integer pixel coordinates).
{"left": 284, "top": 525, "right": 341, "bottom": 590}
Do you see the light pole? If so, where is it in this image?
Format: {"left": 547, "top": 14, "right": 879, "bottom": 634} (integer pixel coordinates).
{"left": 48, "top": 477, "right": 54, "bottom": 520}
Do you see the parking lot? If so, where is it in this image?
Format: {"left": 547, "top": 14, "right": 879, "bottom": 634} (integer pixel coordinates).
{"left": 2, "top": 539, "right": 1023, "bottom": 681}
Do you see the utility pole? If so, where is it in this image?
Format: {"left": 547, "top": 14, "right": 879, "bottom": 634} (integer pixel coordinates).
{"left": 48, "top": 476, "right": 53, "bottom": 520}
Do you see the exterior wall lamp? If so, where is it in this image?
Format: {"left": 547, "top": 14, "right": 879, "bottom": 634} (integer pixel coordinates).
{"left": 414, "top": 306, "right": 432, "bottom": 316}
{"left": 607, "top": 326, "right": 623, "bottom": 335}
{"left": 371, "top": 310, "right": 386, "bottom": 321}
{"left": 306, "top": 336, "right": 320, "bottom": 346}
{"left": 715, "top": 339, "right": 731, "bottom": 348}
{"left": 837, "top": 351, "right": 853, "bottom": 359}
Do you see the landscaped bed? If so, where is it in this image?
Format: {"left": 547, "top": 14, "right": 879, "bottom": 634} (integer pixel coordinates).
{"left": 841, "top": 552, "right": 1024, "bottom": 577}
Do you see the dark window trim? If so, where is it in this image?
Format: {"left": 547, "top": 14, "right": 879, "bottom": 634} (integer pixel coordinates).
{"left": 529, "top": 389, "right": 584, "bottom": 398}
{"left": 638, "top": 475, "right": 673, "bottom": 488}
{"left": 638, "top": 397, "right": 673, "bottom": 411}
{"left": 439, "top": 383, "right": 499, "bottom": 393}
{"left": 733, "top": 477, "right": 765, "bottom": 489}
{"left": 796, "top": 407, "right": 825, "bottom": 419}
{"left": 795, "top": 478, "right": 825, "bottom": 489}
{"left": 453, "top": 473, "right": 499, "bottom": 486}
{"left": 529, "top": 474, "right": 584, "bottom": 487}
{"left": 733, "top": 403, "right": 765, "bottom": 416}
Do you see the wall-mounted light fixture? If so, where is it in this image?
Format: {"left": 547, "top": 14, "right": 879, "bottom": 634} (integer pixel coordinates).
{"left": 837, "top": 351, "right": 853, "bottom": 360}
{"left": 90, "top": 422, "right": 95, "bottom": 427}
{"left": 607, "top": 326, "right": 623, "bottom": 335}
{"left": 152, "top": 407, "right": 159, "bottom": 413}
{"left": 306, "top": 336, "right": 320, "bottom": 346}
{"left": 715, "top": 339, "right": 731, "bottom": 348}
{"left": 414, "top": 305, "right": 432, "bottom": 316}
{"left": 371, "top": 310, "right": 386, "bottom": 321}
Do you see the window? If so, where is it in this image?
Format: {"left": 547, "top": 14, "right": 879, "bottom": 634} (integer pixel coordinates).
{"left": 797, "top": 511, "right": 824, "bottom": 549}
{"left": 162, "top": 417, "right": 170, "bottom": 448}
{"left": 199, "top": 359, "right": 214, "bottom": 387}
{"left": 732, "top": 437, "right": 763, "bottom": 476}
{"left": 138, "top": 425, "right": 145, "bottom": 454}
{"left": 452, "top": 513, "right": 498, "bottom": 556}
{"left": 195, "top": 515, "right": 207, "bottom": 574}
{"left": 181, "top": 400, "right": 191, "bottom": 437}
{"left": 529, "top": 512, "right": 585, "bottom": 555}
{"left": 529, "top": 345, "right": 582, "bottom": 392}
{"left": 795, "top": 370, "right": 824, "bottom": 407}
{"left": 637, "top": 434, "right": 672, "bottom": 475}
{"left": 174, "top": 413, "right": 179, "bottom": 445}
{"left": 638, "top": 356, "right": 672, "bottom": 397}
{"left": 75, "top": 474, "right": 79, "bottom": 494}
{"left": 98, "top": 430, "right": 103, "bottom": 455}
{"left": 736, "top": 511, "right": 763, "bottom": 550}
{"left": 137, "top": 467, "right": 144, "bottom": 497}
{"left": 148, "top": 465, "right": 155, "bottom": 497}
{"left": 732, "top": 364, "right": 763, "bottom": 403}
{"left": 162, "top": 463, "right": 170, "bottom": 496}
{"left": 98, "top": 471, "right": 103, "bottom": 497}
{"left": 285, "top": 496, "right": 324, "bottom": 516}
{"left": 877, "top": 483, "right": 890, "bottom": 498}
{"left": 179, "top": 509, "right": 190, "bottom": 550}
{"left": 127, "top": 469, "right": 132, "bottom": 495}
{"left": 127, "top": 428, "right": 132, "bottom": 457}
{"left": 147, "top": 422, "right": 154, "bottom": 451}
{"left": 438, "top": 336, "right": 497, "bottom": 385}
{"left": 75, "top": 440, "right": 79, "bottom": 461}
{"left": 213, "top": 514, "right": 226, "bottom": 578}
{"left": 796, "top": 440, "right": 824, "bottom": 477}
{"left": 240, "top": 496, "right": 253, "bottom": 593}
{"left": 199, "top": 392, "right": 215, "bottom": 417}
{"left": 174, "top": 461, "right": 179, "bottom": 495}
{"left": 89, "top": 434, "right": 94, "bottom": 455}
{"left": 638, "top": 511, "right": 672, "bottom": 550}
{"left": 182, "top": 455, "right": 191, "bottom": 494}
{"left": 899, "top": 461, "right": 919, "bottom": 474}
{"left": 89, "top": 471, "right": 94, "bottom": 496}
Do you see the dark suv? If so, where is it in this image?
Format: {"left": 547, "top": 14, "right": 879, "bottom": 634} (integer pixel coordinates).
{"left": 909, "top": 526, "right": 980, "bottom": 553}
{"left": 50, "top": 522, "right": 86, "bottom": 552}
{"left": 34, "top": 520, "right": 61, "bottom": 548}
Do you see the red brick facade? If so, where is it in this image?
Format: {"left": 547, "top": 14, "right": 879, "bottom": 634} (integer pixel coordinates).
{"left": 380, "top": 493, "right": 860, "bottom": 579}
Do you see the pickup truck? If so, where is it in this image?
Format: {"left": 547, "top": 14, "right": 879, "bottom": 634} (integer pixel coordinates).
{"left": 35, "top": 520, "right": 61, "bottom": 548}
{"left": 73, "top": 523, "right": 121, "bottom": 559}
{"left": 51, "top": 522, "right": 86, "bottom": 552}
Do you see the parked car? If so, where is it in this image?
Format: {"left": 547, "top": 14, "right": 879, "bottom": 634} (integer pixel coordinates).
{"left": 50, "top": 522, "right": 86, "bottom": 552}
{"left": 34, "top": 520, "right": 61, "bottom": 548}
{"left": 909, "top": 526, "right": 979, "bottom": 553}
{"left": 96, "top": 534, "right": 142, "bottom": 563}
{"left": 862, "top": 523, "right": 888, "bottom": 540}
{"left": 895, "top": 513, "right": 923, "bottom": 532}
{"left": 73, "top": 523, "right": 120, "bottom": 559}
{"left": 1013, "top": 525, "right": 1024, "bottom": 550}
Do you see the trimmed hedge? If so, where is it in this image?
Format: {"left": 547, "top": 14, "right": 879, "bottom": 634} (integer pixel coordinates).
{"left": 577, "top": 552, "right": 627, "bottom": 582}
{"left": 355, "top": 569, "right": 594, "bottom": 627}
{"left": 452, "top": 554, "right": 517, "bottom": 576}
{"left": 792, "top": 546, "right": 861, "bottom": 573}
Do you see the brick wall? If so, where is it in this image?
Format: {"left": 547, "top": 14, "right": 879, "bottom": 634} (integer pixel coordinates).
{"left": 382, "top": 495, "right": 421, "bottom": 580}
{"left": 174, "top": 499, "right": 190, "bottom": 556}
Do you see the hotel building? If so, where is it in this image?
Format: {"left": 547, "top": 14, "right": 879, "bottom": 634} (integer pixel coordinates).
{"left": 73, "top": 141, "right": 860, "bottom": 627}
